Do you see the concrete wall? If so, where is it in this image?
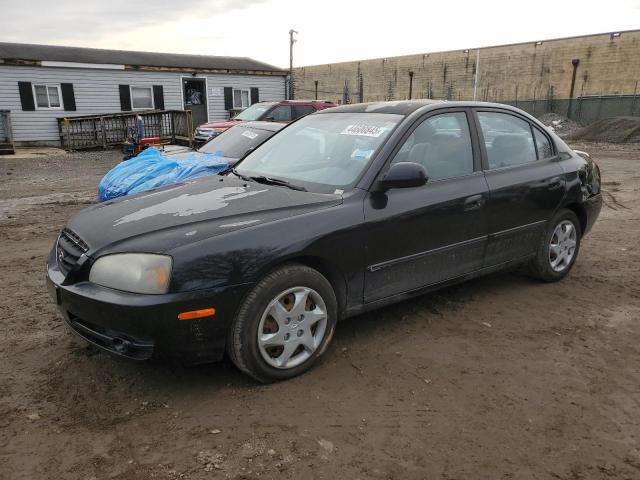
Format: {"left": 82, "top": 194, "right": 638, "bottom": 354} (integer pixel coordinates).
{"left": 293, "top": 30, "right": 640, "bottom": 105}
{"left": 0, "top": 65, "right": 285, "bottom": 145}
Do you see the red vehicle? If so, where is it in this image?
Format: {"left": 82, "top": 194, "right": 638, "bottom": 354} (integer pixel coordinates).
{"left": 193, "top": 99, "right": 335, "bottom": 147}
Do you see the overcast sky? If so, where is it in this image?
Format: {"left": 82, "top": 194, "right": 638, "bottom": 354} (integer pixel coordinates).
{"left": 1, "top": 0, "right": 639, "bottom": 68}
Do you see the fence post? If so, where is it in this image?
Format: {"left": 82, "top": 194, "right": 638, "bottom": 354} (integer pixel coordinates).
{"left": 597, "top": 95, "right": 603, "bottom": 119}
{"left": 57, "top": 118, "right": 64, "bottom": 149}
{"left": 100, "top": 117, "right": 107, "bottom": 149}
{"left": 64, "top": 118, "right": 70, "bottom": 150}
{"left": 576, "top": 96, "right": 583, "bottom": 123}
{"left": 171, "top": 112, "right": 176, "bottom": 144}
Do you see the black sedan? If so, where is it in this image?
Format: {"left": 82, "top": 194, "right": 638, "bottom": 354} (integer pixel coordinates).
{"left": 47, "top": 101, "right": 602, "bottom": 382}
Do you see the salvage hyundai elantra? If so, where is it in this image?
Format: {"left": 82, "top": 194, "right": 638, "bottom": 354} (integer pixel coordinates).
{"left": 47, "top": 100, "right": 602, "bottom": 382}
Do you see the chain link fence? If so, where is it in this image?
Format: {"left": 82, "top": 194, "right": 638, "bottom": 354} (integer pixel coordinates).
{"left": 493, "top": 95, "right": 639, "bottom": 123}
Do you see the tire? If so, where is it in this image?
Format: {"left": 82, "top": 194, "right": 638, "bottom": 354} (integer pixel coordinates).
{"left": 227, "top": 264, "right": 338, "bottom": 383}
{"left": 528, "top": 209, "right": 582, "bottom": 282}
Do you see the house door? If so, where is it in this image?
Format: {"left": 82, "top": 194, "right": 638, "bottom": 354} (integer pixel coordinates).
{"left": 183, "top": 78, "right": 208, "bottom": 127}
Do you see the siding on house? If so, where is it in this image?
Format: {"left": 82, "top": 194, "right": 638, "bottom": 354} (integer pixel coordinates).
{"left": 203, "top": 74, "right": 286, "bottom": 122}
{"left": 0, "top": 65, "right": 286, "bottom": 145}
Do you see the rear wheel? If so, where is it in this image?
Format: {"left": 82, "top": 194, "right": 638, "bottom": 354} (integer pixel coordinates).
{"left": 227, "top": 264, "right": 337, "bottom": 383}
{"left": 528, "top": 209, "right": 581, "bottom": 282}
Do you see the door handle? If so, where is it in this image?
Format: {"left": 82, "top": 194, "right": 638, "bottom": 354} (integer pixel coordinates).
{"left": 464, "top": 194, "right": 485, "bottom": 211}
{"left": 547, "top": 176, "right": 563, "bottom": 189}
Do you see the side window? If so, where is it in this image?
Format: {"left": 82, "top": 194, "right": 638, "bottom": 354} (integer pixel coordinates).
{"left": 477, "top": 112, "right": 537, "bottom": 169}
{"left": 533, "top": 127, "right": 553, "bottom": 159}
{"left": 391, "top": 112, "right": 474, "bottom": 181}
{"left": 33, "top": 84, "right": 62, "bottom": 109}
{"left": 267, "top": 105, "right": 292, "bottom": 122}
{"left": 293, "top": 105, "right": 315, "bottom": 119}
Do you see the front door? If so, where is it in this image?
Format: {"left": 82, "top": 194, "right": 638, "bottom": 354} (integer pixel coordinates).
{"left": 183, "top": 78, "right": 208, "bottom": 127}
{"left": 364, "top": 110, "right": 489, "bottom": 303}
{"left": 474, "top": 109, "right": 565, "bottom": 266}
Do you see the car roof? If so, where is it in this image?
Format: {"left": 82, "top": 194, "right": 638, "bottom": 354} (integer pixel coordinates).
{"left": 317, "top": 100, "right": 530, "bottom": 116}
{"left": 254, "top": 99, "right": 334, "bottom": 106}
{"left": 240, "top": 121, "right": 286, "bottom": 132}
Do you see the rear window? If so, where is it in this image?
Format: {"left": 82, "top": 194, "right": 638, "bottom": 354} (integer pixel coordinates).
{"left": 199, "top": 126, "right": 275, "bottom": 158}
{"left": 294, "top": 105, "right": 316, "bottom": 118}
{"left": 533, "top": 128, "right": 553, "bottom": 159}
{"left": 234, "top": 103, "right": 274, "bottom": 121}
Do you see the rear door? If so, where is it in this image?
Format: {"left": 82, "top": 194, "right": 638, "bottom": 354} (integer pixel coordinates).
{"left": 474, "top": 109, "right": 565, "bottom": 266}
{"left": 363, "top": 109, "right": 489, "bottom": 302}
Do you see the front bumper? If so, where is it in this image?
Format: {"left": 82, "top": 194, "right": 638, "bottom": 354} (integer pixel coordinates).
{"left": 47, "top": 261, "right": 250, "bottom": 364}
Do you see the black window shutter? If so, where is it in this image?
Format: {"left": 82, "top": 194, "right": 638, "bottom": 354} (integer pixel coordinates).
{"left": 119, "top": 85, "right": 131, "bottom": 111}
{"left": 224, "top": 87, "right": 233, "bottom": 110}
{"left": 250, "top": 87, "right": 259, "bottom": 105}
{"left": 60, "top": 83, "right": 76, "bottom": 111}
{"left": 152, "top": 85, "right": 164, "bottom": 110}
{"left": 18, "top": 82, "right": 35, "bottom": 111}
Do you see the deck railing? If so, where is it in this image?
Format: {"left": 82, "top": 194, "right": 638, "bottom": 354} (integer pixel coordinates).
{"left": 0, "top": 110, "right": 14, "bottom": 155}
{"left": 57, "top": 110, "right": 193, "bottom": 150}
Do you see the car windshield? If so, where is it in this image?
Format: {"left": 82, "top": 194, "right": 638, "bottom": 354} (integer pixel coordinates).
{"left": 234, "top": 103, "right": 274, "bottom": 121}
{"left": 235, "top": 112, "right": 403, "bottom": 193}
{"left": 199, "top": 125, "right": 276, "bottom": 158}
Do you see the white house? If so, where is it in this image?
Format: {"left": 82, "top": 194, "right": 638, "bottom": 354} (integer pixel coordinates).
{"left": 0, "top": 42, "right": 288, "bottom": 147}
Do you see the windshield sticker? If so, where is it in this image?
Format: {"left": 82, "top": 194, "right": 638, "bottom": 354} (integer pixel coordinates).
{"left": 340, "top": 124, "right": 386, "bottom": 137}
{"left": 241, "top": 130, "right": 259, "bottom": 140}
{"left": 351, "top": 149, "right": 374, "bottom": 162}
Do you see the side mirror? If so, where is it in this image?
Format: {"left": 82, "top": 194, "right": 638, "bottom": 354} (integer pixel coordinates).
{"left": 264, "top": 116, "right": 275, "bottom": 122}
{"left": 375, "top": 162, "right": 428, "bottom": 192}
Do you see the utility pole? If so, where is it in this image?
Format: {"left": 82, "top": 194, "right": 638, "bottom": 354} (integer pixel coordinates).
{"left": 473, "top": 48, "right": 480, "bottom": 101}
{"left": 289, "top": 29, "right": 298, "bottom": 100}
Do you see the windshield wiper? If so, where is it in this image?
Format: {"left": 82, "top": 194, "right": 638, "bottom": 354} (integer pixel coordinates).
{"left": 249, "top": 175, "right": 307, "bottom": 191}
{"left": 228, "top": 168, "right": 251, "bottom": 181}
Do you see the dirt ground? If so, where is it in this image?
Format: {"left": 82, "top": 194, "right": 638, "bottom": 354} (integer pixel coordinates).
{"left": 1, "top": 143, "right": 639, "bottom": 480}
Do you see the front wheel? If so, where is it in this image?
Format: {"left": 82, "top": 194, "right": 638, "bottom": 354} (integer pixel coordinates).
{"left": 227, "top": 264, "right": 337, "bottom": 383}
{"left": 528, "top": 209, "right": 582, "bottom": 282}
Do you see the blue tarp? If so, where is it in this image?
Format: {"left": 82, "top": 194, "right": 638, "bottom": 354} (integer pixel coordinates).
{"left": 98, "top": 147, "right": 229, "bottom": 202}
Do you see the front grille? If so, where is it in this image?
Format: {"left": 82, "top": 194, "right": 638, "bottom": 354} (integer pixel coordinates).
{"left": 56, "top": 228, "right": 89, "bottom": 275}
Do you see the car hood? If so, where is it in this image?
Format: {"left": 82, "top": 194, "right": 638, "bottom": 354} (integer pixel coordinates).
{"left": 68, "top": 176, "right": 342, "bottom": 255}
{"left": 198, "top": 120, "right": 240, "bottom": 130}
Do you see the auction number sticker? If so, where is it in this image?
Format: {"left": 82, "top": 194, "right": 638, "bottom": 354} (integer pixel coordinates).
{"left": 241, "top": 130, "right": 259, "bottom": 139}
{"left": 341, "top": 124, "right": 386, "bottom": 137}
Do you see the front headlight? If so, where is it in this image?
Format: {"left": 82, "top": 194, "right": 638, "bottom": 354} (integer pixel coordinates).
{"left": 89, "top": 253, "right": 172, "bottom": 294}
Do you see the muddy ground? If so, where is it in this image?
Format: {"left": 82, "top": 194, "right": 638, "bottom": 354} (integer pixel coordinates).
{"left": 0, "top": 143, "right": 639, "bottom": 480}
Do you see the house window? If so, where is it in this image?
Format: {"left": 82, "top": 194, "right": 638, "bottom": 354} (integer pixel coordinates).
{"left": 33, "top": 84, "right": 62, "bottom": 109}
{"left": 130, "top": 86, "right": 154, "bottom": 110}
{"left": 233, "top": 89, "right": 250, "bottom": 109}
